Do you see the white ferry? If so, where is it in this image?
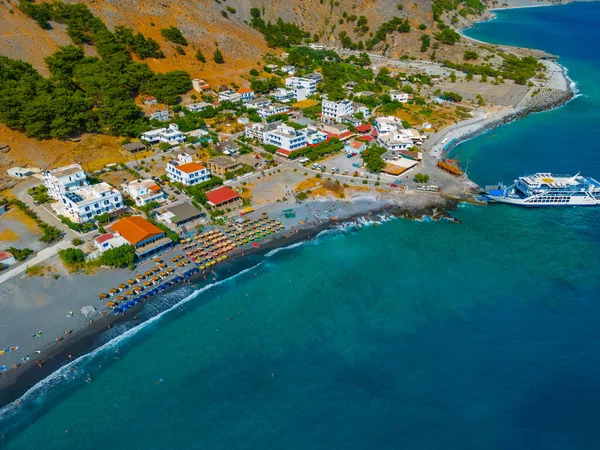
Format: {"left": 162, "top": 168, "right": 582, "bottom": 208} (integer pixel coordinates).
{"left": 485, "top": 173, "right": 600, "bottom": 207}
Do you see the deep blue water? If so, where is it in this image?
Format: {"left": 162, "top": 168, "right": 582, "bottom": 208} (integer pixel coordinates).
{"left": 1, "top": 4, "right": 600, "bottom": 449}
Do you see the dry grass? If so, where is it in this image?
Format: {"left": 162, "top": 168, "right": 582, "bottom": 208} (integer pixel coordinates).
{"left": 0, "top": 229, "right": 20, "bottom": 242}
{"left": 294, "top": 99, "right": 319, "bottom": 109}
{"left": 5, "top": 207, "right": 40, "bottom": 233}
{"left": 294, "top": 177, "right": 322, "bottom": 192}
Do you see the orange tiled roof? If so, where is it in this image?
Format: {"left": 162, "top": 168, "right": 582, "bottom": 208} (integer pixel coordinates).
{"left": 175, "top": 162, "right": 206, "bottom": 174}
{"left": 237, "top": 87, "right": 253, "bottom": 94}
{"left": 149, "top": 184, "right": 162, "bottom": 192}
{"left": 110, "top": 216, "right": 163, "bottom": 245}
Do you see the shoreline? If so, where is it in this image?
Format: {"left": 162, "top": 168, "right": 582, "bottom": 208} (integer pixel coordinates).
{"left": 0, "top": 1, "right": 578, "bottom": 413}
{"left": 0, "top": 194, "right": 459, "bottom": 409}
{"left": 427, "top": 7, "right": 576, "bottom": 161}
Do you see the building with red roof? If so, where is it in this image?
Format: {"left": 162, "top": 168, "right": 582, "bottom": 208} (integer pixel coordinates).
{"left": 0, "top": 251, "right": 16, "bottom": 267}
{"left": 206, "top": 186, "right": 241, "bottom": 208}
{"left": 355, "top": 124, "right": 372, "bottom": 134}
{"left": 109, "top": 216, "right": 173, "bottom": 260}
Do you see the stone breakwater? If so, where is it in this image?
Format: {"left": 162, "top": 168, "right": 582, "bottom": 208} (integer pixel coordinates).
{"left": 443, "top": 85, "right": 573, "bottom": 156}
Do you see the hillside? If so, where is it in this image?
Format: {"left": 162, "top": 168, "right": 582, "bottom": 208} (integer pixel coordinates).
{"left": 0, "top": 0, "right": 495, "bottom": 83}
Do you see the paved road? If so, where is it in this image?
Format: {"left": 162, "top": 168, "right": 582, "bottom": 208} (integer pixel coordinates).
{"left": 0, "top": 239, "right": 71, "bottom": 285}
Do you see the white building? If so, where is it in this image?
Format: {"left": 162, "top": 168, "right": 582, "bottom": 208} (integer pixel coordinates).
{"left": 149, "top": 109, "right": 169, "bottom": 121}
{"left": 237, "top": 88, "right": 255, "bottom": 101}
{"left": 53, "top": 182, "right": 124, "bottom": 223}
{"left": 94, "top": 233, "right": 129, "bottom": 253}
{"left": 192, "top": 79, "right": 210, "bottom": 92}
{"left": 258, "top": 103, "right": 289, "bottom": 119}
{"left": 281, "top": 65, "right": 296, "bottom": 75}
{"left": 123, "top": 179, "right": 167, "bottom": 207}
{"left": 285, "top": 77, "right": 317, "bottom": 96}
{"left": 218, "top": 90, "right": 242, "bottom": 103}
{"left": 271, "top": 88, "right": 295, "bottom": 102}
{"left": 185, "top": 102, "right": 211, "bottom": 113}
{"left": 44, "top": 164, "right": 89, "bottom": 200}
{"left": 166, "top": 153, "right": 210, "bottom": 186}
{"left": 141, "top": 124, "right": 186, "bottom": 146}
{"left": 322, "top": 99, "right": 354, "bottom": 123}
{"left": 374, "top": 116, "right": 413, "bottom": 151}
{"left": 245, "top": 121, "right": 280, "bottom": 142}
{"left": 353, "top": 103, "right": 371, "bottom": 119}
{"left": 264, "top": 124, "right": 307, "bottom": 153}
{"left": 389, "top": 90, "right": 410, "bottom": 103}
{"left": 245, "top": 98, "right": 271, "bottom": 109}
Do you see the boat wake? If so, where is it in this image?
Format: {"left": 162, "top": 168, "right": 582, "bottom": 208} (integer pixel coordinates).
{"left": 0, "top": 262, "right": 263, "bottom": 422}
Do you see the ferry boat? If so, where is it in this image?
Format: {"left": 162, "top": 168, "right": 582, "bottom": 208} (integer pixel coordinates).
{"left": 485, "top": 173, "right": 600, "bottom": 207}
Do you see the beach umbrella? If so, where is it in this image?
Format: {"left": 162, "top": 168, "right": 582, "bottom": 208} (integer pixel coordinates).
{"left": 144, "top": 281, "right": 152, "bottom": 287}
{"left": 136, "top": 274, "right": 144, "bottom": 280}
{"left": 118, "top": 283, "right": 127, "bottom": 289}
{"left": 116, "top": 296, "right": 125, "bottom": 301}
{"left": 109, "top": 288, "right": 117, "bottom": 294}
{"left": 134, "top": 286, "right": 143, "bottom": 293}
{"left": 99, "top": 293, "right": 108, "bottom": 300}
{"left": 106, "top": 301, "right": 116, "bottom": 307}
{"left": 144, "top": 271, "right": 152, "bottom": 277}
{"left": 126, "top": 290, "right": 134, "bottom": 296}
{"left": 152, "top": 276, "right": 160, "bottom": 282}
{"left": 160, "top": 272, "right": 167, "bottom": 277}
{"left": 160, "top": 263, "right": 167, "bottom": 268}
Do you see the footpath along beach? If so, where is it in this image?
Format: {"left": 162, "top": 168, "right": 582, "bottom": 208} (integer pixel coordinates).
{"left": 426, "top": 58, "right": 574, "bottom": 160}
{"left": 0, "top": 192, "right": 457, "bottom": 408}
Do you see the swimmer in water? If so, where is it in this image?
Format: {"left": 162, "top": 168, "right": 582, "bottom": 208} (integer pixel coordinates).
{"left": 156, "top": 378, "right": 164, "bottom": 385}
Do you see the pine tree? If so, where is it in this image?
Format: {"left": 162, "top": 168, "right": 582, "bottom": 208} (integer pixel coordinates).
{"left": 213, "top": 48, "right": 224, "bottom": 64}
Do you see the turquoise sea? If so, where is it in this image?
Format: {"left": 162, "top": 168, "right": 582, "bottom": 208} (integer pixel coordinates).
{"left": 1, "top": 4, "right": 600, "bottom": 449}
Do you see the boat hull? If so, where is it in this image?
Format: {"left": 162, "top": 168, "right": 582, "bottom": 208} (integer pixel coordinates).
{"left": 487, "top": 196, "right": 600, "bottom": 207}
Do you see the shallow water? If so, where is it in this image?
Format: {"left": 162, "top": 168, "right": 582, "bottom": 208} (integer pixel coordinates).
{"left": 1, "top": 3, "right": 600, "bottom": 449}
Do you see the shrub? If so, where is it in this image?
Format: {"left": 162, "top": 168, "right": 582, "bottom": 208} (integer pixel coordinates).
{"left": 464, "top": 50, "right": 478, "bottom": 60}
{"left": 195, "top": 49, "right": 206, "bottom": 63}
{"left": 72, "top": 238, "right": 84, "bottom": 246}
{"left": 213, "top": 48, "right": 225, "bottom": 64}
{"left": 414, "top": 173, "right": 430, "bottom": 183}
{"left": 99, "top": 244, "right": 136, "bottom": 268}
{"left": 59, "top": 247, "right": 86, "bottom": 265}
{"left": 160, "top": 26, "right": 188, "bottom": 46}
{"left": 7, "top": 247, "right": 33, "bottom": 262}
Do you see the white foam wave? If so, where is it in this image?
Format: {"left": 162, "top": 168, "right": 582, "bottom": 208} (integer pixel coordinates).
{"left": 264, "top": 241, "right": 304, "bottom": 257}
{"left": 0, "top": 262, "right": 263, "bottom": 419}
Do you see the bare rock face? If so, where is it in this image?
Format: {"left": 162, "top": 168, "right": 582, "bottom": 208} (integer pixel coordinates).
{"left": 0, "top": 145, "right": 9, "bottom": 154}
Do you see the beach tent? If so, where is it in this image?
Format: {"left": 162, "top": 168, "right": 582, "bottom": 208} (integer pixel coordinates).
{"left": 81, "top": 305, "right": 96, "bottom": 317}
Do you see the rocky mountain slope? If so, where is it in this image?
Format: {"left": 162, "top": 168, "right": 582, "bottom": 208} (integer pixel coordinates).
{"left": 0, "top": 0, "right": 484, "bottom": 83}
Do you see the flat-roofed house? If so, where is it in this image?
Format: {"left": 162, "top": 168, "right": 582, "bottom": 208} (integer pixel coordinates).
{"left": 206, "top": 156, "right": 243, "bottom": 177}
{"left": 123, "top": 179, "right": 167, "bottom": 207}
{"left": 166, "top": 153, "right": 210, "bottom": 186}
{"left": 44, "top": 164, "right": 89, "bottom": 200}
{"left": 52, "top": 182, "right": 124, "bottom": 223}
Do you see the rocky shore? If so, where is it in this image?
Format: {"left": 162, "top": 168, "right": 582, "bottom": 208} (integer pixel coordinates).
{"left": 427, "top": 56, "right": 574, "bottom": 160}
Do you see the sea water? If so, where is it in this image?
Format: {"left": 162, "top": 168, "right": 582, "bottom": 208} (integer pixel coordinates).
{"left": 1, "top": 4, "right": 600, "bottom": 449}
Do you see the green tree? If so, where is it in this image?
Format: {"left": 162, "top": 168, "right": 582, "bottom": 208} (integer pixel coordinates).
{"left": 414, "top": 173, "right": 430, "bottom": 183}
{"left": 464, "top": 50, "right": 478, "bottom": 60}
{"left": 58, "top": 247, "right": 86, "bottom": 265}
{"left": 213, "top": 48, "right": 225, "bottom": 64}
{"left": 160, "top": 26, "right": 188, "bottom": 46}
{"left": 99, "top": 244, "right": 136, "bottom": 268}
{"left": 195, "top": 49, "right": 206, "bottom": 63}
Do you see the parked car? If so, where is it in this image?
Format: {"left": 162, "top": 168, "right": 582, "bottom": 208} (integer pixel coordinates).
{"left": 352, "top": 163, "right": 361, "bottom": 168}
